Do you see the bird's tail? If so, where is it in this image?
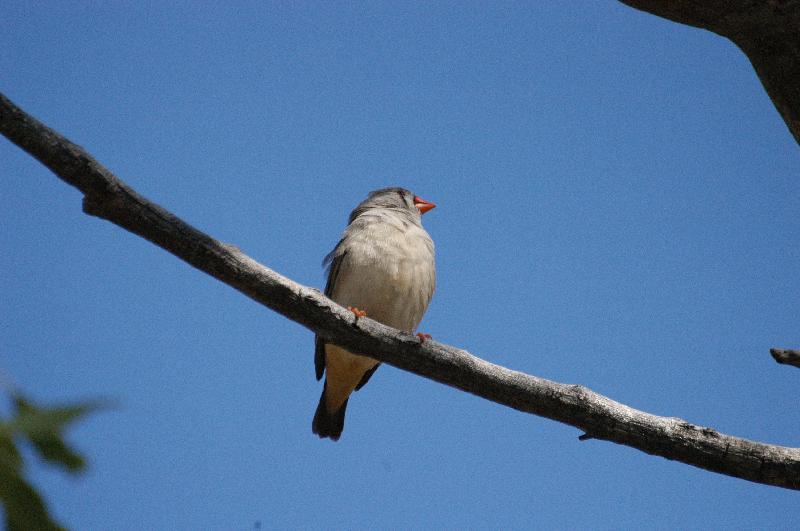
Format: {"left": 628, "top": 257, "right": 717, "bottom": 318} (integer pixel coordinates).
{"left": 312, "top": 382, "right": 348, "bottom": 441}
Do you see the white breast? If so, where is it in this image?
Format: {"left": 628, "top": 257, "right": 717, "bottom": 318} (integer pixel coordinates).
{"left": 331, "top": 218, "right": 435, "bottom": 332}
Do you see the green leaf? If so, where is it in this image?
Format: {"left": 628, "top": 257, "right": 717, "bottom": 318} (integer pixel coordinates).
{"left": 0, "top": 460, "right": 65, "bottom": 531}
{"left": 0, "top": 390, "right": 106, "bottom": 530}
{"left": 9, "top": 394, "right": 107, "bottom": 473}
{"left": 0, "top": 432, "right": 23, "bottom": 472}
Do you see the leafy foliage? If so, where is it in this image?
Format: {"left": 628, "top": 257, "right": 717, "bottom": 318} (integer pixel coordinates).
{"left": 0, "top": 392, "right": 102, "bottom": 531}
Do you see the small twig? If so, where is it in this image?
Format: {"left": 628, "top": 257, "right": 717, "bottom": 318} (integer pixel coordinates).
{"left": 770, "top": 348, "right": 800, "bottom": 370}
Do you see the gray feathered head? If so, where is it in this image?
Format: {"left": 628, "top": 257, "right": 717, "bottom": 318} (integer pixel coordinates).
{"left": 348, "top": 187, "right": 435, "bottom": 224}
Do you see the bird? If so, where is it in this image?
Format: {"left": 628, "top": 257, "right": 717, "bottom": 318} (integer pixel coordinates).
{"left": 312, "top": 187, "right": 436, "bottom": 441}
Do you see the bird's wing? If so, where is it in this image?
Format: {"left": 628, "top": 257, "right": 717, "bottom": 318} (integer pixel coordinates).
{"left": 315, "top": 246, "right": 347, "bottom": 380}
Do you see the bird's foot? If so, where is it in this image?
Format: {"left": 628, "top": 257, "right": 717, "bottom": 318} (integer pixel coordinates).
{"left": 347, "top": 306, "right": 367, "bottom": 319}
{"left": 416, "top": 332, "right": 432, "bottom": 343}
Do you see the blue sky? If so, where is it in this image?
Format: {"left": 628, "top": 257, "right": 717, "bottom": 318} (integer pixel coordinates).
{"left": 2, "top": 1, "right": 799, "bottom": 529}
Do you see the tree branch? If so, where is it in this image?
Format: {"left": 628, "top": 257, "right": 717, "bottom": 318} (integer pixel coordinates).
{"left": 2, "top": 91, "right": 799, "bottom": 490}
{"left": 619, "top": 1, "right": 800, "bottom": 146}
{"left": 771, "top": 348, "right": 800, "bottom": 369}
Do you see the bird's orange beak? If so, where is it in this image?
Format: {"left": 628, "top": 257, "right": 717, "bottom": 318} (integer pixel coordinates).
{"left": 414, "top": 195, "right": 436, "bottom": 215}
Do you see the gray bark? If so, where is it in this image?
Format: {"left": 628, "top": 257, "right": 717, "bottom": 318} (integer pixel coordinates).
{"left": 619, "top": 0, "right": 800, "bottom": 146}
{"left": 2, "top": 92, "right": 798, "bottom": 490}
{"left": 771, "top": 348, "right": 800, "bottom": 369}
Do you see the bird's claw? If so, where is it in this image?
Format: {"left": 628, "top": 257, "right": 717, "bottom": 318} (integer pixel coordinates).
{"left": 416, "top": 332, "right": 432, "bottom": 344}
{"left": 347, "top": 306, "right": 367, "bottom": 319}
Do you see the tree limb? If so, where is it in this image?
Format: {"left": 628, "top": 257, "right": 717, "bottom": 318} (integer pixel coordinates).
{"left": 2, "top": 91, "right": 799, "bottom": 490}
{"left": 771, "top": 348, "right": 800, "bottom": 369}
{"left": 619, "top": 1, "right": 800, "bottom": 146}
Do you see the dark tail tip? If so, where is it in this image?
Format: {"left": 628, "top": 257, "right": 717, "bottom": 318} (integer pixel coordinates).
{"left": 312, "top": 386, "right": 348, "bottom": 441}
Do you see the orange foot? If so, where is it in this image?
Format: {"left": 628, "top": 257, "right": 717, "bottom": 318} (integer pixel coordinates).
{"left": 416, "top": 332, "right": 432, "bottom": 343}
{"left": 347, "top": 306, "right": 367, "bottom": 319}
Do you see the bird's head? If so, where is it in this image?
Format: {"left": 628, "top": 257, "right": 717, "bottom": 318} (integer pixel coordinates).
{"left": 349, "top": 187, "right": 436, "bottom": 223}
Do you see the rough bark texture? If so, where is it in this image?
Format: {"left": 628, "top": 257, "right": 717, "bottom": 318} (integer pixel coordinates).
{"left": 771, "top": 348, "right": 800, "bottom": 369}
{"left": 2, "top": 92, "right": 798, "bottom": 490}
{"left": 620, "top": 0, "right": 800, "bottom": 145}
